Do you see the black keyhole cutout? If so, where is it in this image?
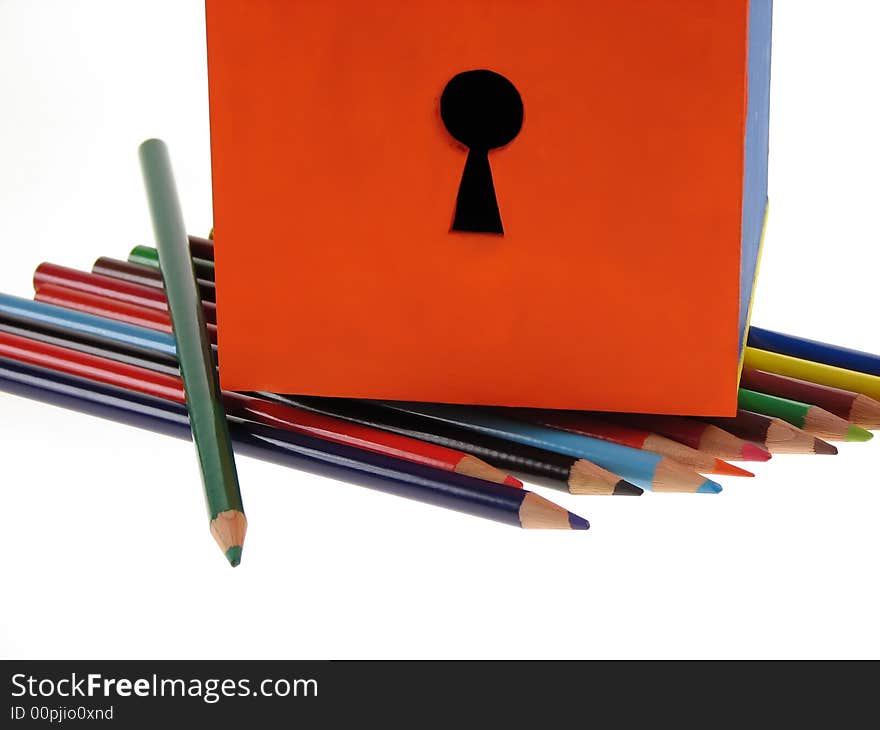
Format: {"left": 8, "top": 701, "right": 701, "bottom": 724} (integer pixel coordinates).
{"left": 440, "top": 69, "right": 523, "bottom": 235}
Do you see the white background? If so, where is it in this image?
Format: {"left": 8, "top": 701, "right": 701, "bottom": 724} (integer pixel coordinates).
{"left": 0, "top": 1, "right": 878, "bottom": 659}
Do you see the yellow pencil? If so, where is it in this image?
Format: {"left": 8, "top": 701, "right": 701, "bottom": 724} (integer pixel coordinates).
{"left": 744, "top": 347, "right": 880, "bottom": 402}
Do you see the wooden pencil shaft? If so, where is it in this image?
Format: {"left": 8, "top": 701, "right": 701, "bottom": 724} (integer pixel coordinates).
{"left": 738, "top": 388, "right": 810, "bottom": 428}
{"left": 92, "top": 257, "right": 216, "bottom": 302}
{"left": 0, "top": 293, "right": 179, "bottom": 361}
{"left": 35, "top": 284, "right": 219, "bottom": 344}
{"left": 130, "top": 245, "right": 214, "bottom": 281}
{"left": 0, "top": 357, "right": 571, "bottom": 529}
{"left": 0, "top": 295, "right": 590, "bottom": 490}
{"left": 375, "top": 402, "right": 720, "bottom": 493}
{"left": 266, "top": 394, "right": 578, "bottom": 487}
{"left": 740, "top": 368, "right": 873, "bottom": 424}
{"left": 0, "top": 325, "right": 515, "bottom": 483}
{"left": 139, "top": 138, "right": 243, "bottom": 523}
{"left": 744, "top": 347, "right": 880, "bottom": 402}
{"left": 188, "top": 235, "right": 214, "bottom": 261}
{"left": 35, "top": 263, "right": 217, "bottom": 324}
{"left": 0, "top": 320, "right": 181, "bottom": 376}
{"left": 516, "top": 409, "right": 725, "bottom": 473}
{"left": 748, "top": 326, "right": 880, "bottom": 377}
{"left": 0, "top": 302, "right": 180, "bottom": 371}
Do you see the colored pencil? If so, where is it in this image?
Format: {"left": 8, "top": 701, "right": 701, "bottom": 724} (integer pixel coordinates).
{"left": 744, "top": 346, "right": 880, "bottom": 405}
{"left": 0, "top": 327, "right": 520, "bottom": 486}
{"left": 704, "top": 409, "right": 838, "bottom": 455}
{"left": 139, "top": 138, "right": 245, "bottom": 567}
{"left": 35, "top": 284, "right": 219, "bottom": 344}
{"left": 0, "top": 294, "right": 628, "bottom": 495}
{"left": 130, "top": 244, "right": 215, "bottom": 281}
{"left": 34, "top": 262, "right": 217, "bottom": 324}
{"left": 509, "top": 409, "right": 754, "bottom": 477}
{"left": 260, "top": 394, "right": 643, "bottom": 496}
{"left": 738, "top": 387, "right": 872, "bottom": 442}
{"left": 740, "top": 368, "right": 880, "bottom": 429}
{"left": 0, "top": 292, "right": 178, "bottom": 361}
{"left": 35, "top": 284, "right": 174, "bottom": 334}
{"left": 0, "top": 358, "right": 584, "bottom": 530}
{"left": 0, "top": 319, "right": 180, "bottom": 376}
{"left": 748, "top": 326, "right": 880, "bottom": 377}
{"left": 92, "top": 257, "right": 216, "bottom": 302}
{"left": 189, "top": 235, "right": 214, "bottom": 261}
{"left": 604, "top": 413, "right": 772, "bottom": 462}
{"left": 373, "top": 402, "right": 722, "bottom": 493}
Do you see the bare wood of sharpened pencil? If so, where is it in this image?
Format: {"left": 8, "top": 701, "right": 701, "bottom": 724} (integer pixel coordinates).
{"left": 519, "top": 492, "right": 578, "bottom": 530}
{"left": 568, "top": 459, "right": 632, "bottom": 496}
{"left": 651, "top": 458, "right": 714, "bottom": 493}
{"left": 706, "top": 410, "right": 837, "bottom": 455}
{"left": 849, "top": 395, "right": 880, "bottom": 429}
{"left": 641, "top": 433, "right": 753, "bottom": 477}
{"left": 762, "top": 417, "right": 834, "bottom": 454}
{"left": 801, "top": 407, "right": 863, "bottom": 442}
{"left": 453, "top": 455, "right": 518, "bottom": 485}
{"left": 692, "top": 424, "right": 757, "bottom": 460}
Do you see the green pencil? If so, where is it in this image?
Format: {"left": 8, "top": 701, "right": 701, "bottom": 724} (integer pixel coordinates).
{"left": 138, "top": 139, "right": 246, "bottom": 567}
{"left": 737, "top": 388, "right": 873, "bottom": 443}
{"left": 130, "top": 244, "right": 214, "bottom": 281}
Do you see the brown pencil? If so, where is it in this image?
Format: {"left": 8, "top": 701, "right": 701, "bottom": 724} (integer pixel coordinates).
{"left": 704, "top": 409, "right": 837, "bottom": 455}
{"left": 741, "top": 368, "right": 880, "bottom": 429}
{"left": 511, "top": 409, "right": 754, "bottom": 477}
{"left": 604, "top": 413, "right": 771, "bottom": 462}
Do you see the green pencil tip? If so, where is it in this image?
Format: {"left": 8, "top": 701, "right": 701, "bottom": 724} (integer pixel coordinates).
{"left": 846, "top": 425, "right": 874, "bottom": 442}
{"left": 225, "top": 546, "right": 243, "bottom": 567}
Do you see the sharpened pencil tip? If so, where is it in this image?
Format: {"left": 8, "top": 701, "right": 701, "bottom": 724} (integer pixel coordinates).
{"left": 813, "top": 438, "right": 838, "bottom": 455}
{"left": 503, "top": 475, "right": 524, "bottom": 488}
{"left": 613, "top": 480, "right": 644, "bottom": 496}
{"left": 713, "top": 459, "right": 755, "bottom": 477}
{"left": 225, "top": 545, "right": 242, "bottom": 567}
{"left": 846, "top": 425, "right": 873, "bottom": 443}
{"left": 696, "top": 479, "right": 723, "bottom": 494}
{"left": 741, "top": 443, "right": 772, "bottom": 462}
{"left": 568, "top": 513, "right": 591, "bottom": 530}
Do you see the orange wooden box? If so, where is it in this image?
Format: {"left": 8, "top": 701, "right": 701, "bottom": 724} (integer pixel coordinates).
{"left": 206, "top": 0, "right": 772, "bottom": 415}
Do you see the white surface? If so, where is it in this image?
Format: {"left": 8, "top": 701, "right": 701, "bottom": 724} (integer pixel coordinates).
{"left": 1, "top": 0, "right": 878, "bottom": 659}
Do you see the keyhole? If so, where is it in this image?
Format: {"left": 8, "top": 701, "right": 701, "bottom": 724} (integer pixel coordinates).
{"left": 440, "top": 69, "right": 523, "bottom": 235}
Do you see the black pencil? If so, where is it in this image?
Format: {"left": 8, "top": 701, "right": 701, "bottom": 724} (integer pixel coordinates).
{"left": 265, "top": 394, "right": 642, "bottom": 496}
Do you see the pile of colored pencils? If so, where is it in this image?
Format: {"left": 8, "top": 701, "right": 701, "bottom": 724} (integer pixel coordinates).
{"left": 2, "top": 233, "right": 878, "bottom": 561}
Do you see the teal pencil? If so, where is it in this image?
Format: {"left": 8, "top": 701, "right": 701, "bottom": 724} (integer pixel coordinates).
{"left": 139, "top": 138, "right": 246, "bottom": 567}
{"left": 373, "top": 403, "right": 721, "bottom": 493}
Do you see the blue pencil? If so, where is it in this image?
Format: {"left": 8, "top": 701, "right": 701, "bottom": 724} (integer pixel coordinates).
{"left": 0, "top": 356, "right": 588, "bottom": 531}
{"left": 748, "top": 326, "right": 880, "bottom": 377}
{"left": 0, "top": 294, "right": 719, "bottom": 493}
{"left": 0, "top": 292, "right": 178, "bottom": 360}
{"left": 373, "top": 403, "right": 721, "bottom": 493}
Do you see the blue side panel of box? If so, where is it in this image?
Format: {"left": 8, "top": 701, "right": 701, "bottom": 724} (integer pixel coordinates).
{"left": 740, "top": 0, "right": 772, "bottom": 346}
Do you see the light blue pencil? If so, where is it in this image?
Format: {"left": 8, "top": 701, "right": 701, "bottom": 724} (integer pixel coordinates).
{"left": 1, "top": 294, "right": 721, "bottom": 494}
{"left": 373, "top": 402, "right": 722, "bottom": 493}
{"left": 0, "top": 292, "right": 178, "bottom": 359}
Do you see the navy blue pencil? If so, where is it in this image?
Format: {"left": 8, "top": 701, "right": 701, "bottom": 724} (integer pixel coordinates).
{"left": 748, "top": 326, "right": 880, "bottom": 377}
{"left": 0, "top": 357, "right": 589, "bottom": 531}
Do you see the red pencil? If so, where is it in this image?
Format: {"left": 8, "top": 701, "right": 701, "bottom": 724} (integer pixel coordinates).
{"left": 511, "top": 409, "right": 753, "bottom": 476}
{"left": 0, "top": 329, "right": 520, "bottom": 487}
{"left": 34, "top": 284, "right": 218, "bottom": 344}
{"left": 605, "top": 413, "right": 772, "bottom": 462}
{"left": 34, "top": 263, "right": 217, "bottom": 325}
